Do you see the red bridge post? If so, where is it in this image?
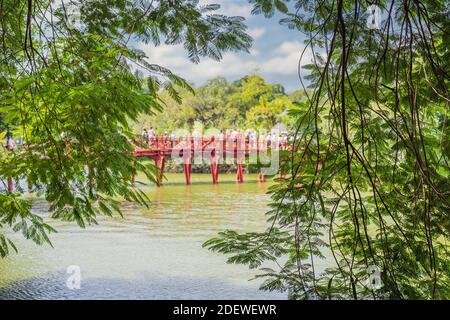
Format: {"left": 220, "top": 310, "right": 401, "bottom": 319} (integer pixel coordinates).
{"left": 154, "top": 154, "right": 166, "bottom": 187}
{"left": 235, "top": 135, "right": 244, "bottom": 183}
{"left": 236, "top": 162, "right": 244, "bottom": 183}
{"left": 184, "top": 161, "right": 191, "bottom": 185}
{"left": 210, "top": 155, "right": 219, "bottom": 184}
{"left": 236, "top": 157, "right": 244, "bottom": 183}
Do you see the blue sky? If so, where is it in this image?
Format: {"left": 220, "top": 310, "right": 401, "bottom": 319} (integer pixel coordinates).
{"left": 138, "top": 0, "right": 312, "bottom": 93}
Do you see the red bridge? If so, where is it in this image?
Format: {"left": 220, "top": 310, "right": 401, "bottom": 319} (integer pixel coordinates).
{"left": 133, "top": 136, "right": 287, "bottom": 186}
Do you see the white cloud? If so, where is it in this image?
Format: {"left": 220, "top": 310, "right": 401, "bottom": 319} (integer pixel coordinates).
{"left": 136, "top": 40, "right": 315, "bottom": 86}
{"left": 139, "top": 43, "right": 186, "bottom": 69}
{"left": 198, "top": 0, "right": 253, "bottom": 18}
{"left": 260, "top": 41, "right": 314, "bottom": 75}
{"left": 249, "top": 48, "right": 260, "bottom": 56}
{"left": 274, "top": 41, "right": 303, "bottom": 54}
{"left": 248, "top": 27, "right": 266, "bottom": 39}
{"left": 216, "top": 2, "right": 253, "bottom": 18}
{"left": 189, "top": 53, "right": 259, "bottom": 78}
{"left": 133, "top": 1, "right": 260, "bottom": 84}
{"left": 136, "top": 34, "right": 319, "bottom": 90}
{"left": 137, "top": 42, "right": 259, "bottom": 82}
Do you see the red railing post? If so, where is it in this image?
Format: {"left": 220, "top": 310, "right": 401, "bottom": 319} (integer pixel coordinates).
{"left": 236, "top": 163, "right": 244, "bottom": 183}
{"left": 210, "top": 161, "right": 216, "bottom": 184}
{"left": 157, "top": 155, "right": 165, "bottom": 187}
{"left": 210, "top": 154, "right": 219, "bottom": 184}
{"left": 184, "top": 161, "right": 191, "bottom": 185}
{"left": 214, "top": 162, "right": 219, "bottom": 184}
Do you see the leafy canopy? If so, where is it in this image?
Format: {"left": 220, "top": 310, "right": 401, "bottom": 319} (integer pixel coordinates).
{"left": 0, "top": 0, "right": 251, "bottom": 257}
{"left": 205, "top": 0, "right": 450, "bottom": 299}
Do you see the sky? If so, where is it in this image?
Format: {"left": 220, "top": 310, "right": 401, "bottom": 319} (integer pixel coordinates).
{"left": 137, "top": 0, "right": 312, "bottom": 93}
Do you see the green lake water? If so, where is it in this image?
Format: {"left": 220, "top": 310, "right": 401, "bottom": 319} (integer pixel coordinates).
{"left": 0, "top": 173, "right": 285, "bottom": 299}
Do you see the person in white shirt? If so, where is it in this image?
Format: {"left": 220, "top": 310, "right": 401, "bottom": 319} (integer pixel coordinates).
{"left": 148, "top": 127, "right": 156, "bottom": 138}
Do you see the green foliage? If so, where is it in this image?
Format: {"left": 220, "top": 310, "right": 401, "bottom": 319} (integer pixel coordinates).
{"left": 0, "top": 0, "right": 251, "bottom": 254}
{"left": 134, "top": 74, "right": 301, "bottom": 132}
{"left": 205, "top": 0, "right": 450, "bottom": 299}
{"left": 246, "top": 95, "right": 294, "bottom": 129}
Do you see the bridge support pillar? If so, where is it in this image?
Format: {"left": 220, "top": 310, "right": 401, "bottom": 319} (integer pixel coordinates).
{"left": 184, "top": 162, "right": 192, "bottom": 185}
{"left": 210, "top": 157, "right": 219, "bottom": 184}
{"left": 155, "top": 155, "right": 165, "bottom": 187}
{"left": 236, "top": 161, "right": 244, "bottom": 183}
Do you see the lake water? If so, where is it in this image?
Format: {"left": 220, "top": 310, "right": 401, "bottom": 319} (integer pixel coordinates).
{"left": 0, "top": 173, "right": 285, "bottom": 300}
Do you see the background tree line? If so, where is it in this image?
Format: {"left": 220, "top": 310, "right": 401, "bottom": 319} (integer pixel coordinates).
{"left": 133, "top": 74, "right": 307, "bottom": 133}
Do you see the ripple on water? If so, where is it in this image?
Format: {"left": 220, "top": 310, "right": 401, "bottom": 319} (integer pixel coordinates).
{"left": 0, "top": 271, "right": 285, "bottom": 300}
{"left": 0, "top": 174, "right": 283, "bottom": 300}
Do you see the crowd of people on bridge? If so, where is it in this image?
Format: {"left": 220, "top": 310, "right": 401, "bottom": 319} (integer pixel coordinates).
{"left": 139, "top": 127, "right": 290, "bottom": 150}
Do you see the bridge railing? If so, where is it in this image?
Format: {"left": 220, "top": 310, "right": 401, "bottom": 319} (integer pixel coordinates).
{"left": 132, "top": 135, "right": 296, "bottom": 186}
{"left": 134, "top": 136, "right": 290, "bottom": 153}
